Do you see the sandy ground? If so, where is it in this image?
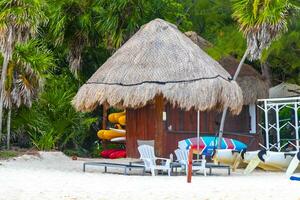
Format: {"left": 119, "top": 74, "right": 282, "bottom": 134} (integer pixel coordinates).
{"left": 0, "top": 152, "right": 299, "bottom": 200}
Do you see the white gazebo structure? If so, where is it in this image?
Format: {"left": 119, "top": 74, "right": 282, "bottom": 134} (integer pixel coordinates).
{"left": 257, "top": 96, "right": 300, "bottom": 151}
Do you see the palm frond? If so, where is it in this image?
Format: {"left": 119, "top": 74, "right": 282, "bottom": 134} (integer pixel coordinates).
{"left": 232, "top": 0, "right": 299, "bottom": 60}
{"left": 0, "top": 0, "right": 48, "bottom": 52}
{"left": 12, "top": 74, "right": 35, "bottom": 107}
{"left": 47, "top": 0, "right": 100, "bottom": 77}
{"left": 14, "top": 40, "right": 54, "bottom": 76}
{"left": 0, "top": 39, "right": 54, "bottom": 108}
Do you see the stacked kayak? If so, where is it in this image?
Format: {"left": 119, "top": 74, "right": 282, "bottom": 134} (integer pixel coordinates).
{"left": 214, "top": 149, "right": 300, "bottom": 174}
{"left": 97, "top": 129, "right": 125, "bottom": 140}
{"left": 108, "top": 111, "right": 126, "bottom": 125}
{"left": 213, "top": 149, "right": 249, "bottom": 167}
{"left": 245, "top": 151, "right": 295, "bottom": 171}
{"left": 100, "top": 149, "right": 126, "bottom": 159}
{"left": 178, "top": 136, "right": 247, "bottom": 156}
{"left": 244, "top": 150, "right": 300, "bottom": 174}
{"left": 178, "top": 136, "right": 247, "bottom": 167}
{"left": 98, "top": 111, "right": 127, "bottom": 159}
{"left": 97, "top": 111, "right": 126, "bottom": 142}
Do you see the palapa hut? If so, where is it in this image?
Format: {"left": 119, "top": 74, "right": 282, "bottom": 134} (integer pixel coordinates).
{"left": 73, "top": 19, "right": 244, "bottom": 158}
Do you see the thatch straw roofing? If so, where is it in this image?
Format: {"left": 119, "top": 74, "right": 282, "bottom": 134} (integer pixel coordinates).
{"left": 184, "top": 31, "right": 213, "bottom": 49}
{"left": 72, "top": 19, "right": 243, "bottom": 113}
{"left": 185, "top": 31, "right": 269, "bottom": 105}
{"left": 269, "top": 82, "right": 300, "bottom": 98}
{"left": 219, "top": 57, "right": 269, "bottom": 105}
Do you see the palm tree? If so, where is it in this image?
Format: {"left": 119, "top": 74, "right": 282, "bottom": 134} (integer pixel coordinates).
{"left": 47, "top": 0, "right": 102, "bottom": 77}
{"left": 218, "top": 0, "right": 299, "bottom": 148}
{"left": 1, "top": 40, "right": 54, "bottom": 149}
{"left": 0, "top": 0, "right": 48, "bottom": 140}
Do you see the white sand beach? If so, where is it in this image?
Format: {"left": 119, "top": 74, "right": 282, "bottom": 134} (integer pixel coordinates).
{"left": 0, "top": 152, "right": 299, "bottom": 200}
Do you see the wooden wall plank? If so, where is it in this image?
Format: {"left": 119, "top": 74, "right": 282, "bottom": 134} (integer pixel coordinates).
{"left": 126, "top": 103, "right": 260, "bottom": 158}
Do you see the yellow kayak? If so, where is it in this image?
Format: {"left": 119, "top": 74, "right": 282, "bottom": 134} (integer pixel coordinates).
{"left": 118, "top": 115, "right": 126, "bottom": 125}
{"left": 108, "top": 111, "right": 125, "bottom": 124}
{"left": 97, "top": 129, "right": 126, "bottom": 140}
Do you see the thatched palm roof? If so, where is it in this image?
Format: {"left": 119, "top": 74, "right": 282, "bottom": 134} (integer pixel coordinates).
{"left": 184, "top": 31, "right": 213, "bottom": 49}
{"left": 185, "top": 31, "right": 269, "bottom": 105}
{"left": 72, "top": 19, "right": 243, "bottom": 113}
{"left": 219, "top": 57, "right": 268, "bottom": 105}
{"left": 269, "top": 82, "right": 300, "bottom": 98}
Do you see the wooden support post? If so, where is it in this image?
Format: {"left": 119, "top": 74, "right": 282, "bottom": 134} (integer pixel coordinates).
{"left": 154, "top": 95, "right": 164, "bottom": 157}
{"left": 102, "top": 102, "right": 109, "bottom": 150}
{"left": 102, "top": 140, "right": 108, "bottom": 150}
{"left": 187, "top": 147, "right": 193, "bottom": 183}
{"left": 102, "top": 102, "right": 109, "bottom": 130}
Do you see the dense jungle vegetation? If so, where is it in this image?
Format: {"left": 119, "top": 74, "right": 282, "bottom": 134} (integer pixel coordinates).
{"left": 0, "top": 0, "right": 299, "bottom": 156}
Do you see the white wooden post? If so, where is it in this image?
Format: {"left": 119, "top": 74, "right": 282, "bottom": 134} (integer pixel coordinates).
{"left": 249, "top": 104, "right": 256, "bottom": 134}
{"left": 264, "top": 100, "right": 270, "bottom": 149}
{"left": 294, "top": 103, "right": 299, "bottom": 151}
{"left": 275, "top": 104, "right": 280, "bottom": 150}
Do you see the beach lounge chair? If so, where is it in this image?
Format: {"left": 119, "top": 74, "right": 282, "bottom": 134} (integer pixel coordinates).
{"left": 137, "top": 140, "right": 155, "bottom": 147}
{"left": 138, "top": 145, "right": 171, "bottom": 176}
{"left": 174, "top": 148, "right": 207, "bottom": 176}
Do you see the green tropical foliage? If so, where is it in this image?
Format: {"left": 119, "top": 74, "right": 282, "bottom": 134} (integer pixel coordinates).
{"left": 13, "top": 73, "right": 97, "bottom": 150}
{"left": 0, "top": 40, "right": 54, "bottom": 147}
{"left": 0, "top": 0, "right": 298, "bottom": 154}
{"left": 232, "top": 0, "right": 298, "bottom": 60}
{"left": 262, "top": 17, "right": 300, "bottom": 84}
{"left": 0, "top": 0, "right": 48, "bottom": 139}
{"left": 97, "top": 0, "right": 192, "bottom": 49}
{"left": 46, "top": 0, "right": 102, "bottom": 77}
{"left": 6, "top": 40, "right": 54, "bottom": 107}
{"left": 188, "top": 0, "right": 299, "bottom": 77}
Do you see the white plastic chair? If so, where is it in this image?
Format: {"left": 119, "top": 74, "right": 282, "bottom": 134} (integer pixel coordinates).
{"left": 137, "top": 140, "right": 155, "bottom": 147}
{"left": 138, "top": 145, "right": 171, "bottom": 176}
{"left": 174, "top": 148, "right": 207, "bottom": 176}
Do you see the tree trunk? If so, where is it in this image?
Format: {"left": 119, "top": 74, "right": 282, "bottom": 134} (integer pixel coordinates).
{"left": 261, "top": 61, "right": 272, "bottom": 87}
{"left": 218, "top": 48, "right": 250, "bottom": 148}
{"left": 0, "top": 27, "right": 13, "bottom": 141}
{"left": 7, "top": 107, "right": 11, "bottom": 150}
{"left": 0, "top": 55, "right": 10, "bottom": 141}
{"left": 217, "top": 107, "right": 228, "bottom": 148}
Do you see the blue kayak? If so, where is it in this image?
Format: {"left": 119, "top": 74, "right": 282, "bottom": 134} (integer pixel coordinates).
{"left": 178, "top": 136, "right": 247, "bottom": 156}
{"left": 290, "top": 176, "right": 300, "bottom": 181}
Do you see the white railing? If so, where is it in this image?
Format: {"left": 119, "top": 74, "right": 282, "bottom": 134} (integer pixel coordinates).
{"left": 257, "top": 96, "right": 300, "bottom": 151}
